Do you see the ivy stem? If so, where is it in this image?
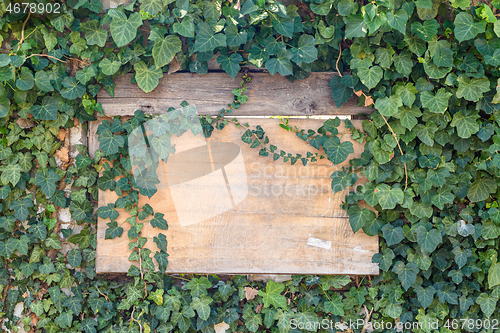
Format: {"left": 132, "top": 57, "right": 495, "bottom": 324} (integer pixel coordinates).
{"left": 335, "top": 43, "right": 343, "bottom": 78}
{"left": 16, "top": 12, "right": 31, "bottom": 53}
{"left": 25, "top": 54, "right": 67, "bottom": 63}
{"left": 379, "top": 114, "right": 408, "bottom": 190}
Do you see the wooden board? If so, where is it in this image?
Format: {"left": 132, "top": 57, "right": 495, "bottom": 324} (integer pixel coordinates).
{"left": 94, "top": 118, "right": 379, "bottom": 275}
{"left": 97, "top": 72, "right": 370, "bottom": 117}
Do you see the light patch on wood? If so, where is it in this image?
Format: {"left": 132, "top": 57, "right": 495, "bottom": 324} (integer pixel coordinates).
{"left": 307, "top": 237, "right": 332, "bottom": 249}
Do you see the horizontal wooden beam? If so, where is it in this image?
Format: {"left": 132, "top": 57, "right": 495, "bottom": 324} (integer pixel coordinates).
{"left": 97, "top": 72, "right": 371, "bottom": 117}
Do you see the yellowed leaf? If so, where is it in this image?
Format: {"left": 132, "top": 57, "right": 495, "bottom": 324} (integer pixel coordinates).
{"left": 57, "top": 128, "right": 67, "bottom": 141}
{"left": 55, "top": 147, "right": 69, "bottom": 162}
{"left": 364, "top": 95, "right": 374, "bottom": 106}
{"left": 354, "top": 90, "right": 363, "bottom": 97}
{"left": 168, "top": 57, "right": 181, "bottom": 75}
{"left": 244, "top": 287, "right": 259, "bottom": 300}
{"left": 214, "top": 322, "right": 230, "bottom": 333}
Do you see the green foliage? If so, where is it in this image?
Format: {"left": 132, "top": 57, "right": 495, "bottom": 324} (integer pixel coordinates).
{"left": 1, "top": 0, "right": 500, "bottom": 332}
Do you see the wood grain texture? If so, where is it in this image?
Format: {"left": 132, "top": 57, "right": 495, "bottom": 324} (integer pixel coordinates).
{"left": 95, "top": 119, "right": 379, "bottom": 275}
{"left": 97, "top": 72, "right": 371, "bottom": 117}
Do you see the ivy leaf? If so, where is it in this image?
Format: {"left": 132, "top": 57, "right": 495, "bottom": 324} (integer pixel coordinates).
{"left": 99, "top": 58, "right": 121, "bottom": 76}
{"left": 450, "top": 109, "right": 480, "bottom": 138}
{"left": 217, "top": 53, "right": 243, "bottom": 79}
{"left": 226, "top": 25, "right": 248, "bottom": 47}
{"left": 456, "top": 76, "right": 490, "bottom": 102}
{"left": 411, "top": 19, "right": 439, "bottom": 41}
{"left": 484, "top": 49, "right": 500, "bottom": 66}
{"left": 396, "top": 106, "right": 421, "bottom": 130}
{"left": 330, "top": 170, "right": 357, "bottom": 194}
{"left": 258, "top": 280, "right": 288, "bottom": 309}
{"left": 0, "top": 97, "right": 10, "bottom": 117}
{"left": 357, "top": 66, "right": 383, "bottom": 90}
{"left": 393, "top": 50, "right": 414, "bottom": 77}
{"left": 271, "top": 16, "right": 294, "bottom": 38}
{"left": 133, "top": 61, "right": 163, "bottom": 93}
{"left": 248, "top": 44, "right": 269, "bottom": 68}
{"left": 413, "top": 286, "right": 436, "bottom": 309}
{"left": 420, "top": 88, "right": 452, "bottom": 113}
{"left": 96, "top": 204, "right": 119, "bottom": 221}
{"left": 381, "top": 224, "right": 404, "bottom": 246}
{"left": 34, "top": 168, "right": 61, "bottom": 197}
{"left": 320, "top": 275, "right": 350, "bottom": 290}
{"left": 375, "top": 184, "right": 404, "bottom": 210}
{"left": 81, "top": 20, "right": 108, "bottom": 47}
{"left": 2, "top": 164, "right": 22, "bottom": 186}
{"left": 67, "top": 249, "right": 82, "bottom": 267}
{"left": 416, "top": 226, "right": 442, "bottom": 253}
{"left": 329, "top": 76, "right": 353, "bottom": 108}
{"left": 323, "top": 137, "right": 354, "bottom": 165}
{"left": 387, "top": 9, "right": 408, "bottom": 34}
{"left": 98, "top": 129, "right": 125, "bottom": 156}
{"left": 105, "top": 221, "right": 123, "bottom": 239}
{"left": 324, "top": 296, "right": 344, "bottom": 316}
{"left": 10, "top": 198, "right": 33, "bottom": 221}
{"left": 194, "top": 22, "right": 227, "bottom": 52}
{"left": 467, "top": 178, "right": 497, "bottom": 202}
{"left": 395, "top": 83, "right": 417, "bottom": 107}
{"left": 150, "top": 213, "right": 168, "bottom": 229}
{"left": 488, "top": 261, "right": 500, "bottom": 289}
{"left": 375, "top": 95, "right": 402, "bottom": 117}
{"left": 392, "top": 261, "right": 418, "bottom": 290}
{"left": 347, "top": 205, "right": 375, "bottom": 233}
{"left": 153, "top": 35, "right": 182, "bottom": 68}
{"left": 140, "top": 0, "right": 164, "bottom": 14}
{"left": 173, "top": 16, "right": 195, "bottom": 38}
{"left": 428, "top": 40, "right": 453, "bottom": 68}
{"left": 60, "top": 77, "right": 85, "bottom": 100}
{"left": 16, "top": 68, "right": 34, "bottom": 91}
{"left": 265, "top": 48, "right": 293, "bottom": 76}
{"left": 454, "top": 12, "right": 486, "bottom": 43}
{"left": 30, "top": 96, "right": 58, "bottom": 120}
{"left": 476, "top": 293, "right": 498, "bottom": 318}
{"left": 185, "top": 277, "right": 212, "bottom": 297}
{"left": 344, "top": 15, "right": 367, "bottom": 39}
{"left": 109, "top": 11, "right": 142, "bottom": 47}
{"left": 34, "top": 71, "right": 54, "bottom": 92}
{"left": 290, "top": 35, "right": 317, "bottom": 64}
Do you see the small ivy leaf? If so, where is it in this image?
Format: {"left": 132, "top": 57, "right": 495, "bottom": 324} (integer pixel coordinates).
{"left": 290, "top": 35, "right": 318, "bottom": 65}
{"left": 98, "top": 129, "right": 125, "bottom": 155}
{"left": 109, "top": 10, "right": 143, "bottom": 47}
{"left": 450, "top": 109, "right": 480, "bottom": 138}
{"left": 60, "top": 77, "right": 86, "bottom": 100}
{"left": 140, "top": 0, "right": 164, "bottom": 15}
{"left": 134, "top": 61, "right": 163, "bottom": 93}
{"left": 347, "top": 205, "right": 375, "bottom": 233}
{"left": 258, "top": 280, "right": 288, "bottom": 309}
{"left": 343, "top": 14, "right": 367, "bottom": 39}
{"left": 357, "top": 66, "right": 383, "bottom": 90}
{"left": 105, "top": 221, "right": 123, "bottom": 239}
{"left": 375, "top": 95, "right": 403, "bottom": 117}
{"left": 34, "top": 70, "right": 54, "bottom": 92}
{"left": 99, "top": 58, "right": 121, "bottom": 76}
{"left": 387, "top": 9, "right": 408, "bottom": 34}
{"left": 467, "top": 178, "right": 497, "bottom": 202}
{"left": 413, "top": 286, "right": 436, "bottom": 309}
{"left": 330, "top": 170, "right": 357, "bottom": 194}
{"left": 225, "top": 25, "right": 248, "bottom": 47}
{"left": 475, "top": 292, "right": 498, "bottom": 318}
{"left": 151, "top": 213, "right": 168, "bottom": 229}
{"left": 173, "top": 16, "right": 195, "bottom": 38}
{"left": 392, "top": 261, "right": 418, "bottom": 291}
{"left": 416, "top": 226, "right": 442, "bottom": 254}
{"left": 381, "top": 224, "right": 404, "bottom": 246}
{"left": 152, "top": 35, "right": 182, "bottom": 68}
{"left": 217, "top": 53, "right": 243, "bottom": 79}
{"left": 271, "top": 16, "right": 294, "bottom": 38}
{"left": 329, "top": 76, "right": 353, "bottom": 108}
{"left": 395, "top": 83, "right": 417, "bottom": 107}
{"left": 194, "top": 22, "right": 227, "bottom": 53}
{"left": 16, "top": 68, "right": 34, "bottom": 91}
{"left": 67, "top": 249, "right": 83, "bottom": 267}
{"left": 30, "top": 96, "right": 58, "bottom": 120}
{"left": 420, "top": 88, "right": 452, "bottom": 113}
{"left": 1, "top": 164, "right": 22, "bottom": 186}
{"left": 248, "top": 44, "right": 269, "bottom": 68}
{"left": 428, "top": 40, "right": 453, "bottom": 68}
{"left": 185, "top": 277, "right": 212, "bottom": 297}
{"left": 323, "top": 137, "right": 354, "bottom": 165}
{"left": 454, "top": 12, "right": 486, "bottom": 43}
{"left": 34, "top": 168, "right": 61, "bottom": 197}
{"left": 80, "top": 19, "right": 108, "bottom": 47}
{"left": 320, "top": 275, "right": 350, "bottom": 290}
{"left": 488, "top": 261, "right": 500, "bottom": 289}
{"left": 10, "top": 197, "right": 33, "bottom": 221}
{"left": 265, "top": 48, "right": 293, "bottom": 76}
{"left": 411, "top": 19, "right": 439, "bottom": 41}
{"left": 456, "top": 75, "right": 490, "bottom": 102}
{"left": 375, "top": 184, "right": 404, "bottom": 210}
{"left": 96, "top": 203, "right": 119, "bottom": 220}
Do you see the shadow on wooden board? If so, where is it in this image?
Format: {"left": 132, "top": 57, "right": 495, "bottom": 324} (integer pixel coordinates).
{"left": 91, "top": 118, "right": 379, "bottom": 275}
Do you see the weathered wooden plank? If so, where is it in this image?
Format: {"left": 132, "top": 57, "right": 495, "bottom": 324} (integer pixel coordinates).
{"left": 97, "top": 72, "right": 371, "bottom": 117}
{"left": 95, "top": 118, "right": 378, "bottom": 275}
